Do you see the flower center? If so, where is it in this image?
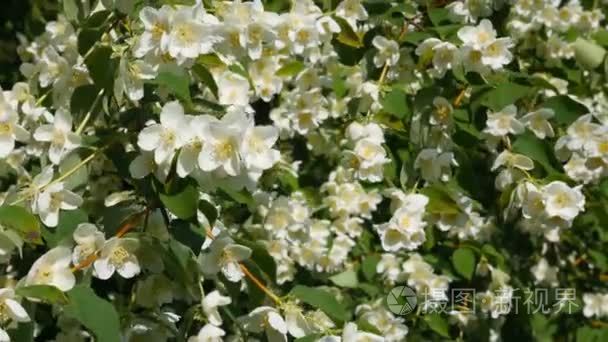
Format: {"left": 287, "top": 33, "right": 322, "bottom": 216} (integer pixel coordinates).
{"left": 110, "top": 246, "right": 129, "bottom": 266}
{"left": 175, "top": 24, "right": 195, "bottom": 44}
{"left": 0, "top": 123, "right": 12, "bottom": 134}
{"left": 215, "top": 140, "right": 234, "bottom": 160}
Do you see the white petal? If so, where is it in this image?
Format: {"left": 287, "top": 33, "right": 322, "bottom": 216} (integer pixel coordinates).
{"left": 54, "top": 109, "right": 73, "bottom": 132}
{"left": 129, "top": 154, "right": 153, "bottom": 179}
{"left": 51, "top": 268, "right": 76, "bottom": 292}
{"left": 5, "top": 298, "right": 30, "bottom": 322}
{"left": 117, "top": 259, "right": 140, "bottom": 278}
{"left": 93, "top": 258, "right": 116, "bottom": 280}
{"left": 33, "top": 125, "right": 54, "bottom": 142}
{"left": 0, "top": 135, "right": 14, "bottom": 157}
{"left": 138, "top": 125, "right": 163, "bottom": 151}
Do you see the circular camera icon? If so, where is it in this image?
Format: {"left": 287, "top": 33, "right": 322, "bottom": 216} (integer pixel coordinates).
{"left": 386, "top": 285, "right": 417, "bottom": 315}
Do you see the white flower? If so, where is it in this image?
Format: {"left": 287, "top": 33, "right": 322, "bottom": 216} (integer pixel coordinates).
{"left": 241, "top": 125, "right": 280, "bottom": 170}
{"left": 583, "top": 293, "right": 608, "bottom": 318}
{"left": 414, "top": 149, "right": 456, "bottom": 182}
{"left": 415, "top": 38, "right": 441, "bottom": 61}
{"left": 199, "top": 236, "right": 252, "bottom": 282}
{"left": 129, "top": 151, "right": 172, "bottom": 182}
{"left": 33, "top": 109, "right": 81, "bottom": 165}
{"left": 114, "top": 58, "right": 157, "bottom": 102}
{"left": 335, "top": 0, "right": 368, "bottom": 28}
{"left": 531, "top": 258, "right": 558, "bottom": 286}
{"left": 459, "top": 46, "right": 489, "bottom": 74}
{"left": 282, "top": 302, "right": 311, "bottom": 338}
{"left": 35, "top": 182, "right": 83, "bottom": 228}
{"left": 93, "top": 237, "right": 140, "bottom": 280}
{"left": 341, "top": 322, "right": 384, "bottom": 342}
{"left": 346, "top": 122, "right": 385, "bottom": 145}
{"left": 138, "top": 101, "right": 189, "bottom": 164}
{"left": 481, "top": 37, "right": 513, "bottom": 70}
{"left": 377, "top": 194, "right": 429, "bottom": 251}
{"left": 521, "top": 109, "right": 555, "bottom": 139}
{"left": 484, "top": 105, "right": 524, "bottom": 137}
{"left": 430, "top": 97, "right": 454, "bottom": 127}
{"left": 542, "top": 181, "right": 585, "bottom": 221}
{"left": 458, "top": 19, "right": 496, "bottom": 50}
{"left": 431, "top": 42, "right": 458, "bottom": 78}
{"left": 492, "top": 151, "right": 534, "bottom": 171}
{"left": 217, "top": 71, "right": 250, "bottom": 107}
{"left": 0, "top": 89, "right": 29, "bottom": 158}
{"left": 177, "top": 115, "right": 212, "bottom": 178}
{"left": 0, "top": 288, "right": 30, "bottom": 324}
{"left": 566, "top": 114, "right": 598, "bottom": 151}
{"left": 25, "top": 246, "right": 75, "bottom": 291}
{"left": 202, "top": 290, "right": 231, "bottom": 326}
{"left": 372, "top": 36, "right": 400, "bottom": 68}
{"left": 167, "top": 6, "right": 219, "bottom": 61}
{"left": 188, "top": 324, "right": 225, "bottom": 342}
{"left": 198, "top": 109, "right": 251, "bottom": 176}
{"left": 240, "top": 306, "right": 288, "bottom": 342}
{"left": 72, "top": 223, "right": 105, "bottom": 265}
{"left": 134, "top": 6, "right": 173, "bottom": 57}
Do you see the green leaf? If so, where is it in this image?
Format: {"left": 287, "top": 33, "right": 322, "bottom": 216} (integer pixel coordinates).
{"left": 84, "top": 46, "right": 117, "bottom": 91}
{"left": 479, "top": 83, "right": 532, "bottom": 111}
{"left": 451, "top": 248, "right": 476, "bottom": 280}
{"left": 70, "top": 85, "right": 103, "bottom": 124}
{"left": 59, "top": 153, "right": 89, "bottom": 191}
{"left": 592, "top": 29, "right": 608, "bottom": 47}
{"left": 428, "top": 8, "right": 450, "bottom": 26}
{"left": 329, "top": 269, "right": 359, "bottom": 288}
{"left": 542, "top": 95, "right": 589, "bottom": 125}
{"left": 573, "top": 38, "right": 606, "bottom": 70}
{"left": 77, "top": 11, "right": 111, "bottom": 55}
{"left": 512, "top": 132, "right": 557, "bottom": 173}
{"left": 63, "top": 0, "right": 79, "bottom": 21}
{"left": 419, "top": 186, "right": 460, "bottom": 215}
{"left": 381, "top": 88, "right": 411, "bottom": 119}
{"left": 290, "top": 285, "right": 348, "bottom": 322}
{"left": 198, "top": 200, "right": 217, "bottom": 226}
{"left": 192, "top": 63, "right": 218, "bottom": 98}
{"left": 16, "top": 285, "right": 68, "bottom": 304}
{"left": 44, "top": 209, "right": 88, "bottom": 247}
{"left": 589, "top": 250, "right": 608, "bottom": 271}
{"left": 295, "top": 334, "right": 323, "bottom": 342}
{"left": 334, "top": 16, "right": 364, "bottom": 48}
{"left": 530, "top": 313, "right": 557, "bottom": 342}
{"left": 424, "top": 313, "right": 450, "bottom": 338}
{"left": 218, "top": 186, "right": 254, "bottom": 207}
{"left": 65, "top": 285, "right": 121, "bottom": 342}
{"left": 276, "top": 60, "right": 305, "bottom": 77}
{"left": 160, "top": 183, "right": 198, "bottom": 220}
{"left": 234, "top": 237, "right": 277, "bottom": 280}
{"left": 0, "top": 205, "right": 42, "bottom": 245}
{"left": 78, "top": 28, "right": 104, "bottom": 56}
{"left": 102, "top": 203, "right": 141, "bottom": 236}
{"left": 361, "top": 255, "right": 380, "bottom": 281}
{"left": 154, "top": 64, "right": 192, "bottom": 103}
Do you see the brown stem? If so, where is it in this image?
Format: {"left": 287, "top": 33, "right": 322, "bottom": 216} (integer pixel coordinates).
{"left": 71, "top": 209, "right": 149, "bottom": 272}
{"left": 204, "top": 228, "right": 282, "bottom": 304}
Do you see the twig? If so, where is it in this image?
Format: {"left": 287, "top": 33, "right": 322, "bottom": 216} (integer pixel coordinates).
{"left": 71, "top": 209, "right": 149, "bottom": 272}
{"left": 204, "top": 228, "right": 282, "bottom": 305}
{"left": 76, "top": 88, "right": 104, "bottom": 135}
{"left": 10, "top": 148, "right": 104, "bottom": 206}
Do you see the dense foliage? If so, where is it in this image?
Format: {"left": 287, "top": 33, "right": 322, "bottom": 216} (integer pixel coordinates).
{"left": 1, "top": 0, "right": 608, "bottom": 341}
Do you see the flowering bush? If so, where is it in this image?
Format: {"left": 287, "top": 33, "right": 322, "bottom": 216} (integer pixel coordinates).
{"left": 1, "top": 0, "right": 608, "bottom": 340}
